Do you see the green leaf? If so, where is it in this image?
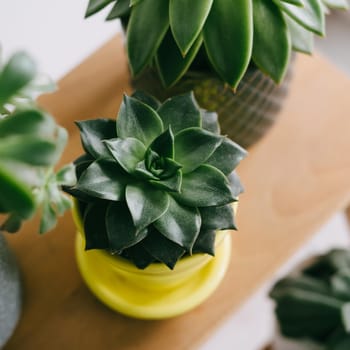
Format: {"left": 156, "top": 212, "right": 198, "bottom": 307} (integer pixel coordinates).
{"left": 76, "top": 160, "right": 127, "bottom": 201}
{"left": 127, "top": 0, "right": 169, "bottom": 76}
{"left": 0, "top": 52, "right": 36, "bottom": 105}
{"left": 331, "top": 271, "right": 350, "bottom": 300}
{"left": 192, "top": 230, "right": 216, "bottom": 255}
{"left": 142, "top": 227, "right": 185, "bottom": 269}
{"left": 174, "top": 127, "right": 223, "bottom": 173}
{"left": 0, "top": 109, "right": 55, "bottom": 137}
{"left": 150, "top": 169, "right": 182, "bottom": 192}
{"left": 121, "top": 243, "right": 156, "bottom": 269}
{"left": 206, "top": 138, "right": 247, "bottom": 175}
{"left": 0, "top": 166, "right": 35, "bottom": 219}
{"left": 105, "top": 137, "right": 146, "bottom": 173}
{"left": 200, "top": 204, "right": 236, "bottom": 231}
{"left": 131, "top": 90, "right": 161, "bottom": 111}
{"left": 281, "top": 0, "right": 304, "bottom": 5}
{"left": 39, "top": 200, "right": 57, "bottom": 234}
{"left": 154, "top": 196, "right": 201, "bottom": 251}
{"left": 275, "top": 0, "right": 325, "bottom": 35}
{"left": 169, "top": 0, "right": 213, "bottom": 55}
{"left": 83, "top": 202, "right": 110, "bottom": 250}
{"left": 106, "top": 0, "right": 131, "bottom": 20}
{"left": 117, "top": 95, "right": 163, "bottom": 146}
{"left": 1, "top": 214, "right": 23, "bottom": 233}
{"left": 177, "top": 164, "right": 234, "bottom": 207}
{"left": 106, "top": 201, "right": 147, "bottom": 251}
{"left": 252, "top": 0, "right": 291, "bottom": 83}
{"left": 156, "top": 30, "right": 203, "bottom": 87}
{"left": 228, "top": 171, "right": 244, "bottom": 198}
{"left": 85, "top": 0, "right": 114, "bottom": 18}
{"left": 148, "top": 127, "right": 174, "bottom": 159}
{"left": 157, "top": 92, "right": 201, "bottom": 134}
{"left": 55, "top": 164, "right": 76, "bottom": 186}
{"left": 76, "top": 119, "right": 117, "bottom": 159}
{"left": 201, "top": 110, "right": 220, "bottom": 134}
{"left": 286, "top": 15, "right": 314, "bottom": 54}
{"left": 126, "top": 183, "right": 170, "bottom": 230}
{"left": 0, "top": 135, "right": 57, "bottom": 166}
{"left": 322, "top": 0, "right": 349, "bottom": 9}
{"left": 203, "top": 0, "right": 253, "bottom": 88}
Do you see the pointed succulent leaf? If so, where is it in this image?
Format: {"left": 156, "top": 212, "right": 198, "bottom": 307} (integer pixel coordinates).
{"left": 142, "top": 227, "right": 185, "bottom": 269}
{"left": 286, "top": 16, "right": 314, "bottom": 53}
{"left": 126, "top": 183, "right": 170, "bottom": 230}
{"left": 275, "top": 0, "right": 325, "bottom": 35}
{"left": 0, "top": 51, "right": 36, "bottom": 105}
{"left": 83, "top": 202, "right": 110, "bottom": 250}
{"left": 121, "top": 243, "right": 156, "bottom": 269}
{"left": 177, "top": 164, "right": 234, "bottom": 207}
{"left": 1, "top": 214, "right": 23, "bottom": 233}
{"left": 132, "top": 90, "right": 161, "bottom": 111}
{"left": 203, "top": 0, "right": 253, "bottom": 88}
{"left": 206, "top": 138, "right": 247, "bottom": 175}
{"left": 157, "top": 92, "right": 201, "bottom": 134}
{"left": 156, "top": 30, "right": 203, "bottom": 87}
{"left": 105, "top": 137, "right": 146, "bottom": 173}
{"left": 322, "top": 0, "right": 349, "bottom": 9}
{"left": 192, "top": 230, "right": 216, "bottom": 255}
{"left": 228, "top": 171, "right": 244, "bottom": 198}
{"left": 154, "top": 196, "right": 201, "bottom": 252}
{"left": 174, "top": 127, "right": 223, "bottom": 173}
{"left": 117, "top": 95, "right": 163, "bottom": 146}
{"left": 0, "top": 109, "right": 55, "bottom": 137}
{"left": 85, "top": 0, "right": 114, "bottom": 18}
{"left": 148, "top": 127, "right": 174, "bottom": 159}
{"left": 106, "top": 201, "right": 147, "bottom": 251}
{"left": 74, "top": 153, "right": 94, "bottom": 179}
{"left": 127, "top": 0, "right": 169, "bottom": 76}
{"left": 76, "top": 160, "right": 127, "bottom": 201}
{"left": 201, "top": 110, "right": 220, "bottom": 134}
{"left": 107, "top": 0, "right": 130, "bottom": 20}
{"left": 150, "top": 169, "right": 182, "bottom": 192}
{"left": 252, "top": 0, "right": 291, "bottom": 83}
{"left": 200, "top": 204, "right": 236, "bottom": 231}
{"left": 76, "top": 119, "right": 117, "bottom": 159}
{"left": 134, "top": 160, "right": 159, "bottom": 180}
{"left": 169, "top": 0, "right": 213, "bottom": 55}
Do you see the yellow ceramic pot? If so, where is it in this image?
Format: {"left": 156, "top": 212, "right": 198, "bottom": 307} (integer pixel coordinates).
{"left": 72, "top": 203, "right": 233, "bottom": 320}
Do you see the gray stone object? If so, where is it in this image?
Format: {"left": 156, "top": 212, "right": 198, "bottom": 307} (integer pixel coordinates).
{"left": 0, "top": 233, "right": 22, "bottom": 348}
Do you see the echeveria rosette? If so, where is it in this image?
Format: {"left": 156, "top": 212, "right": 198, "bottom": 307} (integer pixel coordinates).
{"left": 85, "top": 0, "right": 348, "bottom": 89}
{"left": 69, "top": 91, "right": 246, "bottom": 269}
{"left": 270, "top": 249, "right": 350, "bottom": 349}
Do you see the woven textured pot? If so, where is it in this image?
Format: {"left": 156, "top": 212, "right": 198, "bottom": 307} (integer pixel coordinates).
{"left": 133, "top": 62, "right": 294, "bottom": 149}
{"left": 0, "top": 233, "right": 22, "bottom": 347}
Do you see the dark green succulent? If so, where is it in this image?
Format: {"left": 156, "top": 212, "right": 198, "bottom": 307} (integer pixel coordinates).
{"left": 67, "top": 91, "right": 246, "bottom": 269}
{"left": 85, "top": 0, "right": 348, "bottom": 88}
{"left": 270, "top": 249, "right": 350, "bottom": 349}
{"left": 0, "top": 52, "right": 75, "bottom": 234}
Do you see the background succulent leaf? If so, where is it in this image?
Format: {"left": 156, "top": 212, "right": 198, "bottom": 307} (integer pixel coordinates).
{"left": 76, "top": 119, "right": 117, "bottom": 159}
{"left": 322, "top": 0, "right": 349, "bottom": 9}
{"left": 131, "top": 90, "right": 161, "bottom": 110}
{"left": 286, "top": 15, "right": 314, "bottom": 53}
{"left": 55, "top": 164, "right": 77, "bottom": 186}
{"left": 85, "top": 0, "right": 114, "bottom": 18}
{"left": 0, "top": 51, "right": 36, "bottom": 105}
{"left": 275, "top": 0, "right": 325, "bottom": 35}
{"left": 201, "top": 110, "right": 220, "bottom": 134}
{"left": 105, "top": 137, "right": 146, "bottom": 173}
{"left": 169, "top": 0, "right": 213, "bottom": 55}
{"left": 39, "top": 200, "right": 57, "bottom": 234}
{"left": 83, "top": 202, "right": 110, "bottom": 250}
{"left": 1, "top": 214, "right": 23, "bottom": 233}
{"left": 126, "top": 183, "right": 170, "bottom": 230}
{"left": 117, "top": 95, "right": 163, "bottom": 146}
{"left": 106, "top": 0, "right": 131, "bottom": 20}
{"left": 177, "top": 164, "right": 234, "bottom": 207}
{"left": 252, "top": 0, "right": 291, "bottom": 83}
{"left": 206, "top": 138, "right": 247, "bottom": 175}
{"left": 127, "top": 0, "right": 169, "bottom": 76}
{"left": 192, "top": 230, "right": 215, "bottom": 255}
{"left": 174, "top": 127, "right": 223, "bottom": 174}
{"left": 142, "top": 227, "right": 185, "bottom": 269}
{"left": 154, "top": 196, "right": 201, "bottom": 251}
{"left": 106, "top": 201, "right": 147, "bottom": 251}
{"left": 200, "top": 204, "right": 236, "bottom": 231}
{"left": 148, "top": 127, "right": 174, "bottom": 159}
{"left": 76, "top": 160, "right": 127, "bottom": 201}
{"left": 157, "top": 92, "right": 201, "bottom": 134}
{"left": 281, "top": 0, "right": 304, "bottom": 5}
{"left": 203, "top": 0, "right": 253, "bottom": 88}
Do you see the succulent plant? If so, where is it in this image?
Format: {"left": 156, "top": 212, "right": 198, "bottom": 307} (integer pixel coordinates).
{"left": 270, "top": 249, "right": 350, "bottom": 349}
{"left": 66, "top": 91, "right": 246, "bottom": 269}
{"left": 85, "top": 0, "right": 348, "bottom": 89}
{"left": 0, "top": 52, "right": 75, "bottom": 234}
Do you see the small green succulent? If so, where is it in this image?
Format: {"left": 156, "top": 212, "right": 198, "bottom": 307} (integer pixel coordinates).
{"left": 270, "top": 249, "right": 350, "bottom": 349}
{"left": 85, "top": 0, "right": 348, "bottom": 88}
{"left": 0, "top": 52, "right": 75, "bottom": 234}
{"left": 67, "top": 91, "right": 246, "bottom": 269}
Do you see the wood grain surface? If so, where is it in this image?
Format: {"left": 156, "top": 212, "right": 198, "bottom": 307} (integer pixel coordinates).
{"left": 4, "top": 35, "right": 350, "bottom": 350}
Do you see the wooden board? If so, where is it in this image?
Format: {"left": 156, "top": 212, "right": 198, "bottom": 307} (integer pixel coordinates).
{"left": 4, "top": 35, "right": 350, "bottom": 350}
